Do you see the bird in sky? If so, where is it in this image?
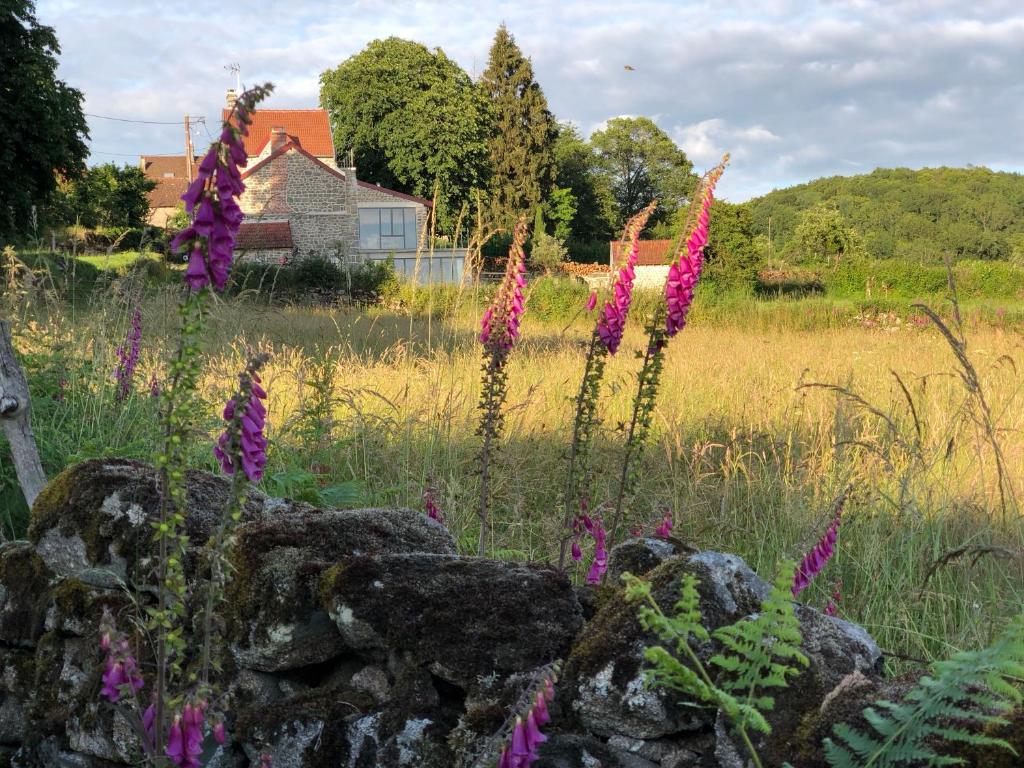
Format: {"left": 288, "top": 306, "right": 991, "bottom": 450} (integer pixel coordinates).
{"left": 624, "top": 64, "right": 635, "bottom": 71}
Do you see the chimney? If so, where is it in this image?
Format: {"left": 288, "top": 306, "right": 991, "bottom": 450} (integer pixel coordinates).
{"left": 226, "top": 89, "right": 238, "bottom": 110}
{"left": 270, "top": 127, "right": 288, "bottom": 152}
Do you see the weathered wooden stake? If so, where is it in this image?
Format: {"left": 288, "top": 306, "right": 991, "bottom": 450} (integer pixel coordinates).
{"left": 0, "top": 320, "right": 46, "bottom": 514}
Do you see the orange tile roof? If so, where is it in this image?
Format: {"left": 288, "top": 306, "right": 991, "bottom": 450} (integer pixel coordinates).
{"left": 141, "top": 155, "right": 203, "bottom": 210}
{"left": 223, "top": 108, "right": 335, "bottom": 158}
{"left": 610, "top": 239, "right": 675, "bottom": 268}
{"left": 237, "top": 221, "right": 294, "bottom": 250}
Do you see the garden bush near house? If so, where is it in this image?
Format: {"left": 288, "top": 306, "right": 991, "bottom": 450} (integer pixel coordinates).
{"left": 229, "top": 255, "right": 399, "bottom": 304}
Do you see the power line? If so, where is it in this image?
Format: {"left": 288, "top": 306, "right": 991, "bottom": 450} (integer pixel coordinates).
{"left": 85, "top": 113, "right": 205, "bottom": 125}
{"left": 90, "top": 149, "right": 181, "bottom": 157}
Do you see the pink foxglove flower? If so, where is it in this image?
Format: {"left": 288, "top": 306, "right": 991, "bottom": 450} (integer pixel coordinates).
{"left": 665, "top": 162, "right": 725, "bottom": 337}
{"left": 215, "top": 370, "right": 269, "bottom": 483}
{"left": 98, "top": 618, "right": 144, "bottom": 703}
{"left": 825, "top": 580, "right": 842, "bottom": 617}
{"left": 114, "top": 307, "right": 142, "bottom": 401}
{"left": 792, "top": 508, "right": 842, "bottom": 597}
{"left": 584, "top": 517, "right": 608, "bottom": 585}
{"left": 595, "top": 203, "right": 656, "bottom": 354}
{"left": 496, "top": 673, "right": 557, "bottom": 767}
{"left": 654, "top": 510, "right": 673, "bottom": 539}
{"left": 423, "top": 486, "right": 444, "bottom": 524}
{"left": 586, "top": 291, "right": 597, "bottom": 311}
{"left": 480, "top": 220, "right": 529, "bottom": 354}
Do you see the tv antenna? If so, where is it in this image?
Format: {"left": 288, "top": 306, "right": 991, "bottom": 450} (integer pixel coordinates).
{"left": 225, "top": 63, "right": 241, "bottom": 93}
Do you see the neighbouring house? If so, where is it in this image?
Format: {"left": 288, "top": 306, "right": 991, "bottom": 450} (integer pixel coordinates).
{"left": 140, "top": 155, "right": 201, "bottom": 227}
{"left": 609, "top": 239, "right": 674, "bottom": 287}
{"left": 141, "top": 90, "right": 465, "bottom": 283}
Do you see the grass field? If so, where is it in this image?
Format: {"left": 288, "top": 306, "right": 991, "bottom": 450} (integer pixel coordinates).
{"left": 6, "top": 274, "right": 1024, "bottom": 675}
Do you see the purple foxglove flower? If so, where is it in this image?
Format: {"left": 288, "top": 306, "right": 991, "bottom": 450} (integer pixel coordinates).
{"left": 825, "top": 580, "right": 842, "bottom": 616}
{"left": 165, "top": 718, "right": 184, "bottom": 765}
{"left": 142, "top": 704, "right": 156, "bottom": 747}
{"left": 571, "top": 540, "right": 582, "bottom": 562}
{"left": 114, "top": 307, "right": 143, "bottom": 401}
{"left": 792, "top": 509, "right": 842, "bottom": 597}
{"left": 100, "top": 659, "right": 125, "bottom": 702}
{"left": 524, "top": 710, "right": 547, "bottom": 752}
{"left": 533, "top": 691, "right": 550, "bottom": 726}
{"left": 214, "top": 720, "right": 226, "bottom": 744}
{"left": 498, "top": 747, "right": 513, "bottom": 768}
{"left": 185, "top": 249, "right": 209, "bottom": 292}
{"left": 510, "top": 718, "right": 535, "bottom": 765}
{"left": 654, "top": 510, "right": 673, "bottom": 539}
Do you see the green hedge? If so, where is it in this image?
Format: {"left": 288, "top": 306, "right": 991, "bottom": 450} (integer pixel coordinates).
{"left": 792, "top": 259, "right": 1024, "bottom": 300}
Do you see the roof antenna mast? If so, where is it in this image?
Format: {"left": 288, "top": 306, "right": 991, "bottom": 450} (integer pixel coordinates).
{"left": 225, "top": 63, "right": 241, "bottom": 93}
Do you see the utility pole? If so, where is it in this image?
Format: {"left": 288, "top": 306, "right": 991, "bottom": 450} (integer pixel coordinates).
{"left": 184, "top": 115, "right": 194, "bottom": 183}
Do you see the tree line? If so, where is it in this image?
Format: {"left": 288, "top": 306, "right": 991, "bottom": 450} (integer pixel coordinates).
{"left": 318, "top": 27, "right": 698, "bottom": 243}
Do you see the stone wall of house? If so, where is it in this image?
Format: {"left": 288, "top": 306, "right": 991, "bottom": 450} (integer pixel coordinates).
{"left": 241, "top": 150, "right": 358, "bottom": 258}
{"left": 0, "top": 459, "right": 901, "bottom": 768}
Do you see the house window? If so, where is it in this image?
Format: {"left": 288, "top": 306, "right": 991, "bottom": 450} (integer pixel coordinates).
{"left": 359, "top": 207, "right": 418, "bottom": 250}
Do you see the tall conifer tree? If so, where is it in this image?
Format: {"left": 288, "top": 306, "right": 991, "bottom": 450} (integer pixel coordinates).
{"left": 480, "top": 24, "right": 557, "bottom": 228}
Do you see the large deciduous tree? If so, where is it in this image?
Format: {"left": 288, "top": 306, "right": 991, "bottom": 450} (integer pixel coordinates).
{"left": 479, "top": 24, "right": 557, "bottom": 228}
{"left": 590, "top": 116, "right": 696, "bottom": 230}
{"left": 52, "top": 163, "right": 156, "bottom": 229}
{"left": 552, "top": 123, "right": 616, "bottom": 243}
{"left": 0, "top": 0, "right": 88, "bottom": 242}
{"left": 319, "top": 37, "right": 489, "bottom": 231}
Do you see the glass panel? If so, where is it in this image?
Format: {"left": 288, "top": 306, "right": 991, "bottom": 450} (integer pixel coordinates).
{"left": 382, "top": 208, "right": 394, "bottom": 237}
{"left": 359, "top": 208, "right": 380, "bottom": 249}
{"left": 404, "top": 209, "right": 418, "bottom": 249}
{"left": 381, "top": 235, "right": 405, "bottom": 250}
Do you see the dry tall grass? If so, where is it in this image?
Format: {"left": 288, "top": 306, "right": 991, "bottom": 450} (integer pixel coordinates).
{"left": 12, "top": 285, "right": 1024, "bottom": 670}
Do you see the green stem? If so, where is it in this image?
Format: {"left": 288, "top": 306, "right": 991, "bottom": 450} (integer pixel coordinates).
{"left": 558, "top": 332, "right": 605, "bottom": 569}
{"left": 609, "top": 308, "right": 666, "bottom": 547}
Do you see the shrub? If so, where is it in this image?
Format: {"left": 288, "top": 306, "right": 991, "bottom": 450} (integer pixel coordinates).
{"left": 530, "top": 231, "right": 569, "bottom": 275}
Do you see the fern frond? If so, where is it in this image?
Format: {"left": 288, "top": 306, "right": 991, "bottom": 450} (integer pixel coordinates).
{"left": 825, "top": 611, "right": 1024, "bottom": 767}
{"left": 710, "top": 560, "right": 809, "bottom": 730}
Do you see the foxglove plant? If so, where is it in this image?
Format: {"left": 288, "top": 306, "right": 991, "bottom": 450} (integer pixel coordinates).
{"left": 825, "top": 580, "right": 842, "bottom": 617}
{"left": 654, "top": 509, "right": 673, "bottom": 539}
{"left": 476, "top": 218, "right": 528, "bottom": 556}
{"left": 423, "top": 485, "right": 444, "bottom": 524}
{"left": 557, "top": 204, "right": 656, "bottom": 569}
{"left": 792, "top": 506, "right": 842, "bottom": 597}
{"left": 97, "top": 83, "right": 274, "bottom": 766}
{"left": 607, "top": 156, "right": 728, "bottom": 546}
{"left": 115, "top": 306, "right": 142, "bottom": 401}
{"left": 494, "top": 666, "right": 558, "bottom": 768}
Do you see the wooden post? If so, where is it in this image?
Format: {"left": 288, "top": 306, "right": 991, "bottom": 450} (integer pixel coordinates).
{"left": 0, "top": 321, "right": 46, "bottom": 513}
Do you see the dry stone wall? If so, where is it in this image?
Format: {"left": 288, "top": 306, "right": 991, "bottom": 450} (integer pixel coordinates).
{"left": 0, "top": 459, "right": 937, "bottom": 768}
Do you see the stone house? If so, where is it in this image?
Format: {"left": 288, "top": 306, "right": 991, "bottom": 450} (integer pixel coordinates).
{"left": 142, "top": 91, "right": 465, "bottom": 282}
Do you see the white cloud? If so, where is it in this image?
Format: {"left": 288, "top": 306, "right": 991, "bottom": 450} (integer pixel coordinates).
{"left": 35, "top": 0, "right": 1024, "bottom": 201}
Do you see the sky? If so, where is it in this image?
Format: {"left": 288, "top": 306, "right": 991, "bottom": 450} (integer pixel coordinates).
{"left": 36, "top": 0, "right": 1024, "bottom": 202}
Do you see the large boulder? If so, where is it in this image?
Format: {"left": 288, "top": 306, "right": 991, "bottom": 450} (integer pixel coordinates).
{"left": 562, "top": 551, "right": 883, "bottom": 754}
{"left": 320, "top": 554, "right": 583, "bottom": 688}
{"left": 0, "top": 543, "right": 52, "bottom": 648}
{"left": 27, "top": 459, "right": 273, "bottom": 583}
{"left": 226, "top": 509, "right": 456, "bottom": 672}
